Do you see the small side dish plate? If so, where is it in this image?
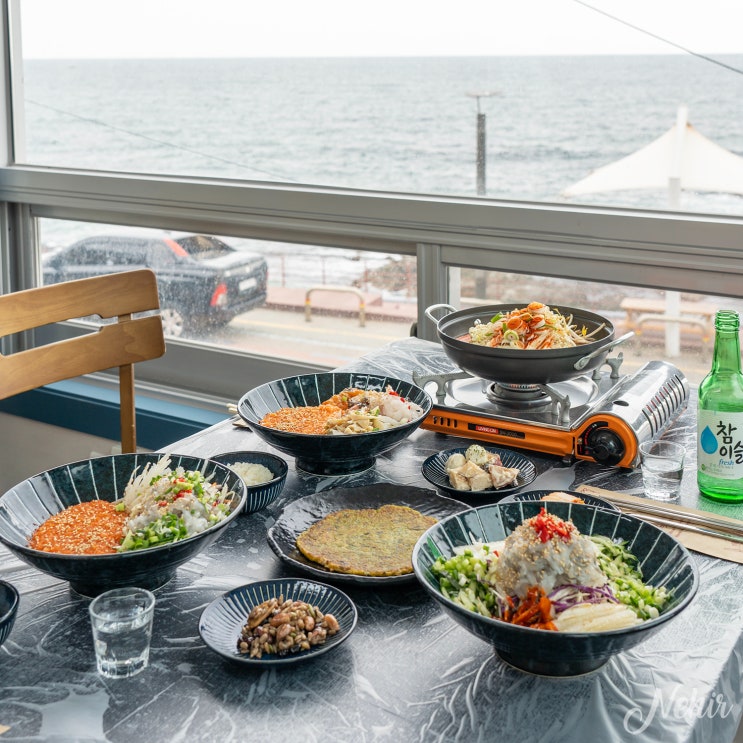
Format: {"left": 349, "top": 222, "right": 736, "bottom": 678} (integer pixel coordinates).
{"left": 499, "top": 489, "right": 619, "bottom": 511}
{"left": 421, "top": 446, "right": 537, "bottom": 498}
{"left": 199, "top": 578, "right": 357, "bottom": 666}
{"left": 267, "top": 484, "right": 471, "bottom": 586}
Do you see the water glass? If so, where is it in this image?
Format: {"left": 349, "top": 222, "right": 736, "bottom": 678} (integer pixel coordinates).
{"left": 89, "top": 587, "right": 155, "bottom": 679}
{"left": 640, "top": 440, "right": 685, "bottom": 500}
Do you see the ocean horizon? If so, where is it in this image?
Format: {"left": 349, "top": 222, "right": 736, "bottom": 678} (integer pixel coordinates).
{"left": 21, "top": 54, "right": 743, "bottom": 291}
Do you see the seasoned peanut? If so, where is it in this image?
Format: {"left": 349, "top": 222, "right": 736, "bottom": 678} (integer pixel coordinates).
{"left": 276, "top": 623, "right": 292, "bottom": 641}
{"left": 323, "top": 613, "right": 340, "bottom": 634}
{"left": 236, "top": 596, "right": 342, "bottom": 658}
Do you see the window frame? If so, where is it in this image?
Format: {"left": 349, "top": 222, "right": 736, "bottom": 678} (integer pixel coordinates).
{"left": 2, "top": 167, "right": 741, "bottom": 404}
{"left": 1, "top": 4, "right": 743, "bottom": 407}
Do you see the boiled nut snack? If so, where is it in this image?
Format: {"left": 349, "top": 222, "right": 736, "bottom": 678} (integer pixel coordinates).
{"left": 237, "top": 595, "right": 339, "bottom": 659}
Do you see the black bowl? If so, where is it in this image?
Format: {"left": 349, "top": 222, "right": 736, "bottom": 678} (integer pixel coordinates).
{"left": 210, "top": 451, "right": 288, "bottom": 514}
{"left": 421, "top": 445, "right": 537, "bottom": 499}
{"left": 0, "top": 453, "right": 247, "bottom": 596}
{"left": 237, "top": 372, "right": 432, "bottom": 475}
{"left": 0, "top": 580, "right": 19, "bottom": 647}
{"left": 412, "top": 502, "right": 698, "bottom": 676}
{"left": 498, "top": 489, "right": 619, "bottom": 511}
{"left": 199, "top": 578, "right": 358, "bottom": 666}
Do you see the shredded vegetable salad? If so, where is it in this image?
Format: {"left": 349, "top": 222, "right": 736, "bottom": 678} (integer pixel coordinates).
{"left": 116, "top": 456, "right": 235, "bottom": 551}
{"left": 465, "top": 302, "right": 606, "bottom": 350}
{"left": 431, "top": 508, "right": 669, "bottom": 632}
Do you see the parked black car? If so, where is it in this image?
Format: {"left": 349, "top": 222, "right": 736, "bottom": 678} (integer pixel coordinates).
{"left": 42, "top": 234, "right": 268, "bottom": 337}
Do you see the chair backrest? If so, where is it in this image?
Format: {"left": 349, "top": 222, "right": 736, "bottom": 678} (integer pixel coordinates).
{"left": 0, "top": 269, "right": 166, "bottom": 453}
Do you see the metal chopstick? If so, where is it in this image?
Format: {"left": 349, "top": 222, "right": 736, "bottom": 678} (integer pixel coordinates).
{"left": 621, "top": 509, "right": 743, "bottom": 544}
{"left": 598, "top": 496, "right": 743, "bottom": 539}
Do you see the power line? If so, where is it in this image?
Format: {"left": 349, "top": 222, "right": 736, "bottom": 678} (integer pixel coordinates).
{"left": 571, "top": 0, "right": 743, "bottom": 77}
{"left": 25, "top": 97, "right": 299, "bottom": 182}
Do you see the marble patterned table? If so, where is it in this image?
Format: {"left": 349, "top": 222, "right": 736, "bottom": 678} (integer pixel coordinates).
{"left": 0, "top": 338, "right": 741, "bottom": 743}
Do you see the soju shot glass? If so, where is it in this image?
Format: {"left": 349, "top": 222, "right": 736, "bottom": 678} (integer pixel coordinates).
{"left": 639, "top": 440, "right": 685, "bottom": 501}
{"left": 89, "top": 587, "right": 155, "bottom": 679}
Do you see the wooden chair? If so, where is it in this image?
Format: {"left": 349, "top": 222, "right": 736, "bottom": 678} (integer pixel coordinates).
{"left": 0, "top": 269, "right": 166, "bottom": 453}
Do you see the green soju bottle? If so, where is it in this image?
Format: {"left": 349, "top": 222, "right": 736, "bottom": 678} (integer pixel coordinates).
{"left": 697, "top": 309, "right": 743, "bottom": 502}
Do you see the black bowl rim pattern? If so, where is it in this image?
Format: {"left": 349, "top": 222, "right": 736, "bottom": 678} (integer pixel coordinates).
{"left": 198, "top": 578, "right": 358, "bottom": 666}
{"left": 0, "top": 453, "right": 247, "bottom": 594}
{"left": 498, "top": 489, "right": 619, "bottom": 512}
{"left": 267, "top": 483, "right": 472, "bottom": 586}
{"left": 0, "top": 580, "right": 19, "bottom": 625}
{"left": 421, "top": 445, "right": 537, "bottom": 498}
{"left": 412, "top": 501, "right": 699, "bottom": 675}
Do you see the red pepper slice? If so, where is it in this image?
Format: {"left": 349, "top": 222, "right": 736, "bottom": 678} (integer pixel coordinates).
{"left": 532, "top": 507, "right": 573, "bottom": 543}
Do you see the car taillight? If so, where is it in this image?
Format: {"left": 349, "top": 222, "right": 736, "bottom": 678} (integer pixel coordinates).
{"left": 210, "top": 283, "right": 228, "bottom": 307}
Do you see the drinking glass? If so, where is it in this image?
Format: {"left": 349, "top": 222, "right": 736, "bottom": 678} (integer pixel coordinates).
{"left": 89, "top": 587, "right": 155, "bottom": 679}
{"left": 640, "top": 440, "right": 685, "bottom": 500}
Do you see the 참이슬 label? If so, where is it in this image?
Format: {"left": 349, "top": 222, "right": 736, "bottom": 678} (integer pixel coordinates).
{"left": 698, "top": 410, "right": 743, "bottom": 480}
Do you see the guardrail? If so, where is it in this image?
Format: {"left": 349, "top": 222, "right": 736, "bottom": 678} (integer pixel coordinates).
{"left": 304, "top": 285, "right": 366, "bottom": 327}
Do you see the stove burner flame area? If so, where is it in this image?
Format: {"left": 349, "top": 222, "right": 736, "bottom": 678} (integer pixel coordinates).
{"left": 482, "top": 377, "right": 600, "bottom": 422}
{"left": 412, "top": 358, "right": 690, "bottom": 466}
{"left": 412, "top": 368, "right": 602, "bottom": 424}
{"left": 486, "top": 381, "right": 553, "bottom": 408}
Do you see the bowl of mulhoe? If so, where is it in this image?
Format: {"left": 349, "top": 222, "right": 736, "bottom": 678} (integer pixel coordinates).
{"left": 412, "top": 501, "right": 698, "bottom": 676}
{"left": 209, "top": 450, "right": 288, "bottom": 514}
{"left": 0, "top": 453, "right": 246, "bottom": 596}
{"left": 237, "top": 372, "right": 432, "bottom": 475}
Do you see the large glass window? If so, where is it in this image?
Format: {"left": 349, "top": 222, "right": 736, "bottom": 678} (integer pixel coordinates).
{"left": 39, "top": 219, "right": 416, "bottom": 367}
{"left": 16, "top": 1, "right": 743, "bottom": 216}
{"left": 4, "top": 2, "right": 743, "bottom": 401}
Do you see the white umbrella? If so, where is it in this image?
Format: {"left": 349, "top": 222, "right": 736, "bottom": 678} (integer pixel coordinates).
{"left": 563, "top": 106, "right": 743, "bottom": 202}
{"left": 562, "top": 106, "right": 743, "bottom": 356}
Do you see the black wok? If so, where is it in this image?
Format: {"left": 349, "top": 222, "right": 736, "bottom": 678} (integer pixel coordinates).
{"left": 425, "top": 303, "right": 633, "bottom": 384}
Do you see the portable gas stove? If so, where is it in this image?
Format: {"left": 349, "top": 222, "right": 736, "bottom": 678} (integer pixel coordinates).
{"left": 412, "top": 356, "right": 689, "bottom": 468}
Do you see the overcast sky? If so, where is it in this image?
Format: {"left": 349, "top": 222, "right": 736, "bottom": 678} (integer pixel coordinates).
{"left": 19, "top": 0, "right": 743, "bottom": 59}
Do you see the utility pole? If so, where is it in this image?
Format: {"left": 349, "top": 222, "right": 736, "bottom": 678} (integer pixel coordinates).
{"left": 466, "top": 91, "right": 497, "bottom": 195}
{"left": 466, "top": 91, "right": 498, "bottom": 299}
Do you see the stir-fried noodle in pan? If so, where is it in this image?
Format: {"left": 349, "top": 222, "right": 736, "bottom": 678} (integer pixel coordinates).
{"left": 464, "top": 302, "right": 605, "bottom": 350}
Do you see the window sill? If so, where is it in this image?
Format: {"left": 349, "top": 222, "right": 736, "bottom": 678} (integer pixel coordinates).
{"left": 0, "top": 380, "right": 227, "bottom": 450}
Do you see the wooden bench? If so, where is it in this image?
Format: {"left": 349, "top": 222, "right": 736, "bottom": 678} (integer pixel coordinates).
{"left": 620, "top": 297, "right": 716, "bottom": 348}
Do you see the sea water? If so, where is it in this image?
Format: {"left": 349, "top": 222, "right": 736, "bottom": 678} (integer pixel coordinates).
{"left": 21, "top": 54, "right": 743, "bottom": 255}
